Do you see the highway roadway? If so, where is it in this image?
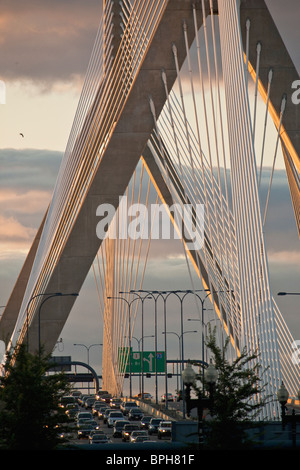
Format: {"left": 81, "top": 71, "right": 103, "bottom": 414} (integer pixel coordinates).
{"left": 65, "top": 401, "right": 173, "bottom": 449}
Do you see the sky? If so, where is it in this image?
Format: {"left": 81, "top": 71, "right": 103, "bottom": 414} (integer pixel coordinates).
{"left": 0, "top": 0, "right": 299, "bottom": 397}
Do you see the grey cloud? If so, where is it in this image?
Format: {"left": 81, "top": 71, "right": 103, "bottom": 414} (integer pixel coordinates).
{"left": 0, "top": 148, "right": 62, "bottom": 190}
{"left": 0, "top": 0, "right": 102, "bottom": 87}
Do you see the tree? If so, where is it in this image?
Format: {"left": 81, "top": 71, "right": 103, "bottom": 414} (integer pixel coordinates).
{"left": 194, "top": 329, "right": 269, "bottom": 449}
{"left": 0, "top": 345, "right": 71, "bottom": 450}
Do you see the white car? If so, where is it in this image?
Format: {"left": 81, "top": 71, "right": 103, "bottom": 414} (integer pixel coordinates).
{"left": 157, "top": 421, "right": 172, "bottom": 439}
{"left": 107, "top": 410, "right": 125, "bottom": 427}
{"left": 161, "top": 393, "right": 174, "bottom": 402}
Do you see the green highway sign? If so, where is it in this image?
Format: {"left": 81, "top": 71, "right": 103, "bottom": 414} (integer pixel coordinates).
{"left": 118, "top": 348, "right": 165, "bottom": 373}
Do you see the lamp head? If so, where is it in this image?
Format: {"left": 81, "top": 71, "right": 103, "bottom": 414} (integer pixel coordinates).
{"left": 204, "top": 359, "right": 218, "bottom": 384}
{"left": 182, "top": 362, "right": 196, "bottom": 386}
{"left": 277, "top": 381, "right": 289, "bottom": 404}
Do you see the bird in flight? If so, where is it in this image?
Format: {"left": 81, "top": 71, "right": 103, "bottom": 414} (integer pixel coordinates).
{"left": 19, "top": 133, "right": 24, "bottom": 137}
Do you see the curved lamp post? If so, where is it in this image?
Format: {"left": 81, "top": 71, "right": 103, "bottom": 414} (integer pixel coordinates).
{"left": 38, "top": 292, "right": 78, "bottom": 355}
{"left": 26, "top": 292, "right": 61, "bottom": 350}
{"left": 107, "top": 295, "right": 142, "bottom": 398}
{"left": 74, "top": 343, "right": 103, "bottom": 394}
{"left": 120, "top": 291, "right": 151, "bottom": 400}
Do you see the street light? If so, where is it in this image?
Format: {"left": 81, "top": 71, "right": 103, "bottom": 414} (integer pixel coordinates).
{"left": 277, "top": 381, "right": 289, "bottom": 428}
{"left": 182, "top": 359, "right": 218, "bottom": 447}
{"left": 120, "top": 291, "right": 151, "bottom": 399}
{"left": 107, "top": 295, "right": 142, "bottom": 398}
{"left": 130, "top": 290, "right": 172, "bottom": 405}
{"left": 38, "top": 292, "right": 78, "bottom": 355}
{"left": 26, "top": 292, "right": 60, "bottom": 350}
{"left": 132, "top": 289, "right": 201, "bottom": 408}
{"left": 74, "top": 343, "right": 103, "bottom": 394}
{"left": 277, "top": 292, "right": 300, "bottom": 296}
{"left": 130, "top": 335, "right": 154, "bottom": 395}
{"left": 276, "top": 381, "right": 300, "bottom": 447}
{"left": 162, "top": 330, "right": 197, "bottom": 402}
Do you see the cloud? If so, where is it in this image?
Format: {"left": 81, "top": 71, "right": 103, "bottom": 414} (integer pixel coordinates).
{"left": 0, "top": 148, "right": 62, "bottom": 190}
{"left": 0, "top": 148, "right": 61, "bottom": 258}
{"left": 0, "top": 214, "right": 36, "bottom": 255}
{"left": 0, "top": 0, "right": 102, "bottom": 89}
{"left": 268, "top": 250, "right": 300, "bottom": 266}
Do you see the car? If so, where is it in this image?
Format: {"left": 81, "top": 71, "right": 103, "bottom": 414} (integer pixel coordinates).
{"left": 142, "top": 393, "right": 152, "bottom": 401}
{"left": 121, "top": 401, "right": 138, "bottom": 415}
{"left": 129, "top": 430, "right": 149, "bottom": 443}
{"left": 161, "top": 393, "right": 174, "bottom": 402}
{"left": 76, "top": 411, "right": 93, "bottom": 422}
{"left": 80, "top": 395, "right": 95, "bottom": 407}
{"left": 99, "top": 393, "right": 112, "bottom": 404}
{"left": 89, "top": 433, "right": 109, "bottom": 444}
{"left": 112, "top": 420, "right": 130, "bottom": 438}
{"left": 107, "top": 411, "right": 125, "bottom": 427}
{"left": 121, "top": 423, "right": 140, "bottom": 441}
{"left": 77, "top": 424, "right": 94, "bottom": 439}
{"left": 59, "top": 395, "right": 76, "bottom": 408}
{"left": 85, "top": 397, "right": 96, "bottom": 409}
{"left": 128, "top": 407, "right": 144, "bottom": 421}
{"left": 77, "top": 418, "right": 99, "bottom": 430}
{"left": 134, "top": 392, "right": 152, "bottom": 401}
{"left": 95, "top": 390, "right": 110, "bottom": 400}
{"left": 92, "top": 401, "right": 103, "bottom": 416}
{"left": 88, "top": 429, "right": 105, "bottom": 439}
{"left": 132, "top": 435, "right": 151, "bottom": 443}
{"left": 78, "top": 394, "right": 90, "bottom": 406}
{"left": 157, "top": 421, "right": 172, "bottom": 439}
{"left": 110, "top": 398, "right": 122, "bottom": 409}
{"left": 97, "top": 406, "right": 110, "bottom": 419}
{"left": 140, "top": 416, "right": 152, "bottom": 429}
{"left": 148, "top": 418, "right": 162, "bottom": 435}
{"left": 65, "top": 403, "right": 80, "bottom": 419}
{"left": 77, "top": 418, "right": 92, "bottom": 427}
{"left": 103, "top": 408, "right": 113, "bottom": 424}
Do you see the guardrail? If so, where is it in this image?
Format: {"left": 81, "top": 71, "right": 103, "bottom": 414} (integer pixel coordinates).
{"left": 123, "top": 397, "right": 183, "bottom": 421}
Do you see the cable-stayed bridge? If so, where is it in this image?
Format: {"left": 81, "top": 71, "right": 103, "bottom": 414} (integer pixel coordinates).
{"left": 1, "top": 0, "right": 300, "bottom": 421}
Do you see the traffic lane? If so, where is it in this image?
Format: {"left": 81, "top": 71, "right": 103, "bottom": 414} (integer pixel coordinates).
{"left": 69, "top": 406, "right": 167, "bottom": 446}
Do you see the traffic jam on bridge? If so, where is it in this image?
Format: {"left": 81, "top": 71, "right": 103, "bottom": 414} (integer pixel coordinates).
{"left": 59, "top": 390, "right": 176, "bottom": 447}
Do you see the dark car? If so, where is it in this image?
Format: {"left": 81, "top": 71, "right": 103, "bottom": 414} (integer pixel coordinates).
{"left": 59, "top": 395, "right": 76, "bottom": 409}
{"left": 76, "top": 411, "right": 93, "bottom": 422}
{"left": 113, "top": 420, "right": 130, "bottom": 438}
{"left": 100, "top": 394, "right": 112, "bottom": 404}
{"left": 140, "top": 416, "right": 152, "bottom": 429}
{"left": 121, "top": 401, "right": 138, "bottom": 415}
{"left": 103, "top": 408, "right": 113, "bottom": 424}
{"left": 77, "top": 424, "right": 94, "bottom": 440}
{"left": 97, "top": 407, "right": 109, "bottom": 420}
{"left": 65, "top": 403, "right": 80, "bottom": 419}
{"left": 92, "top": 401, "right": 103, "bottom": 416}
{"left": 80, "top": 395, "right": 94, "bottom": 407}
{"left": 110, "top": 398, "right": 122, "bottom": 409}
{"left": 85, "top": 397, "right": 96, "bottom": 409}
{"left": 148, "top": 418, "right": 162, "bottom": 435}
{"left": 128, "top": 407, "right": 144, "bottom": 421}
{"left": 89, "top": 433, "right": 109, "bottom": 444}
{"left": 121, "top": 423, "right": 140, "bottom": 441}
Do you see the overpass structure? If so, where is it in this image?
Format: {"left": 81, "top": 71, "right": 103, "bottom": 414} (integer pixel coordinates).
{"left": 0, "top": 0, "right": 299, "bottom": 420}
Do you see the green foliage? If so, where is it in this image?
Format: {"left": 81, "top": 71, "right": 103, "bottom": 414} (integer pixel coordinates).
{"left": 193, "top": 328, "right": 269, "bottom": 449}
{"left": 0, "top": 345, "right": 71, "bottom": 450}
